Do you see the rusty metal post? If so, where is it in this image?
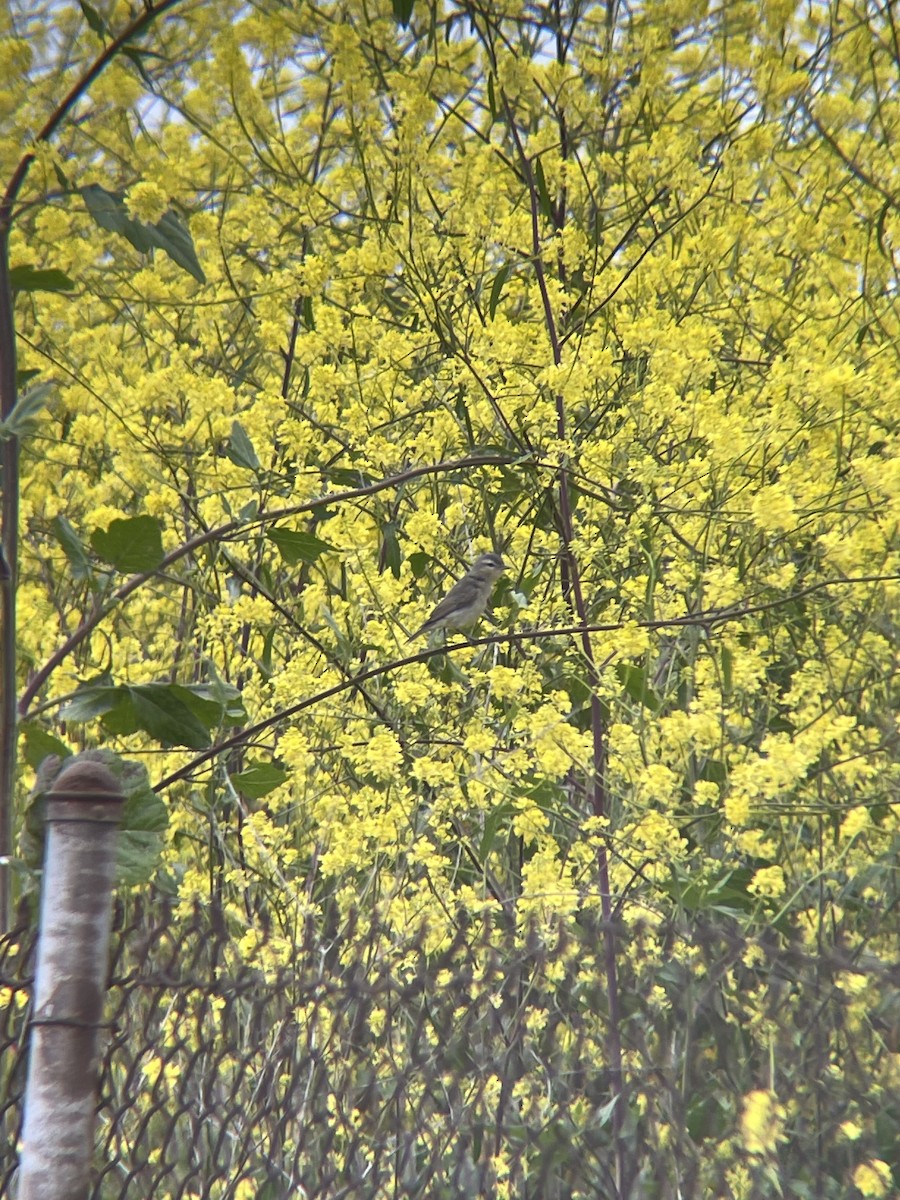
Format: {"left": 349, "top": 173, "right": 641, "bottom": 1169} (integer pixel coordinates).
{"left": 18, "top": 757, "right": 124, "bottom": 1200}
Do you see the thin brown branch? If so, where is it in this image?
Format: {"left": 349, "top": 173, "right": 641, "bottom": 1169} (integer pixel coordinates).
{"left": 152, "top": 571, "right": 899, "bottom": 794}
{"left": 1, "top": 0, "right": 187, "bottom": 217}
{"left": 18, "top": 454, "right": 516, "bottom": 717}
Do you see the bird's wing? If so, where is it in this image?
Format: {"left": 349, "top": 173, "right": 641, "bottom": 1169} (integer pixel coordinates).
{"left": 421, "top": 579, "right": 466, "bottom": 626}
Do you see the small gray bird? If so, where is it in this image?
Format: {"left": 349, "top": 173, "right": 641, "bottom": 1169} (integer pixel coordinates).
{"left": 407, "top": 551, "right": 506, "bottom": 642}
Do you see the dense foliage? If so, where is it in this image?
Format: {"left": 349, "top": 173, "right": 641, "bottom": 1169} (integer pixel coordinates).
{"left": 2, "top": 0, "right": 897, "bottom": 1195}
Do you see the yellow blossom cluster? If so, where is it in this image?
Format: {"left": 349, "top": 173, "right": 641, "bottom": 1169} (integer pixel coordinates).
{"left": 4, "top": 0, "right": 898, "bottom": 1191}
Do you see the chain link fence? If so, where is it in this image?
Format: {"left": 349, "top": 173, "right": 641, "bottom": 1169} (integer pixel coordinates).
{"left": 2, "top": 897, "right": 619, "bottom": 1198}
{"left": 2, "top": 891, "right": 897, "bottom": 1198}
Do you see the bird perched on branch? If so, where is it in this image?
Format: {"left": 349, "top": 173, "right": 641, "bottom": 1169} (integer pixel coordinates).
{"left": 407, "top": 551, "right": 506, "bottom": 642}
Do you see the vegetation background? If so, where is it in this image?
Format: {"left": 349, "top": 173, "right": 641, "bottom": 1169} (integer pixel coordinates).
{"left": 0, "top": 0, "right": 897, "bottom": 1196}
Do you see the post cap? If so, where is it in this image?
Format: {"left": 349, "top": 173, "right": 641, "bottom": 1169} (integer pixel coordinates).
{"left": 52, "top": 758, "right": 122, "bottom": 800}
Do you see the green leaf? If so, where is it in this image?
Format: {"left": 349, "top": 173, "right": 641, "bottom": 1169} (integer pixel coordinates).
{"left": 52, "top": 515, "right": 94, "bottom": 582}
{"left": 874, "top": 1109, "right": 900, "bottom": 1180}
{"left": 21, "top": 724, "right": 72, "bottom": 771}
{"left": 118, "top": 773, "right": 167, "bottom": 884}
{"left": 230, "top": 762, "right": 290, "bottom": 800}
{"left": 392, "top": 0, "right": 414, "bottom": 27}
{"left": 706, "top": 867, "right": 756, "bottom": 914}
{"left": 494, "top": 458, "right": 535, "bottom": 496}
{"left": 165, "top": 685, "right": 224, "bottom": 732}
{"left": 0, "top": 382, "right": 54, "bottom": 440}
{"left": 595, "top": 1095, "right": 621, "bottom": 1128}
{"left": 116, "top": 829, "right": 162, "bottom": 885}
{"left": 166, "top": 681, "right": 244, "bottom": 730}
{"left": 488, "top": 263, "right": 512, "bottom": 319}
{"left": 231, "top": 351, "right": 258, "bottom": 388}
{"left": 61, "top": 676, "right": 241, "bottom": 748}
{"left": 260, "top": 626, "right": 276, "bottom": 675}
{"left": 82, "top": 184, "right": 152, "bottom": 246}
{"left": 615, "top": 662, "right": 660, "bottom": 712}
{"left": 90, "top": 514, "right": 164, "bottom": 573}
{"left": 52, "top": 160, "right": 71, "bottom": 192}
{"left": 381, "top": 520, "right": 401, "bottom": 578}
{"left": 59, "top": 681, "right": 123, "bottom": 722}
{"left": 81, "top": 185, "right": 205, "bottom": 283}
{"left": 408, "top": 551, "right": 430, "bottom": 578}
{"left": 267, "top": 527, "right": 335, "bottom": 566}
{"left": 184, "top": 676, "right": 246, "bottom": 725}
{"left": 97, "top": 684, "right": 210, "bottom": 749}
{"left": 322, "top": 465, "right": 373, "bottom": 489}
{"left": 150, "top": 209, "right": 206, "bottom": 283}
{"left": 698, "top": 759, "right": 726, "bottom": 785}
{"left": 93, "top": 698, "right": 137, "bottom": 736}
{"left": 225, "top": 420, "right": 260, "bottom": 471}
{"left": 532, "top": 157, "right": 554, "bottom": 222}
{"left": 686, "top": 1095, "right": 728, "bottom": 1142}
{"left": 486, "top": 73, "right": 497, "bottom": 120}
{"left": 128, "top": 684, "right": 211, "bottom": 749}
{"left": 9, "top": 264, "right": 75, "bottom": 293}
{"left": 78, "top": 0, "right": 109, "bottom": 35}
{"left": 478, "top": 801, "right": 514, "bottom": 858}
{"left": 120, "top": 44, "right": 154, "bottom": 84}
{"left": 663, "top": 866, "right": 755, "bottom": 914}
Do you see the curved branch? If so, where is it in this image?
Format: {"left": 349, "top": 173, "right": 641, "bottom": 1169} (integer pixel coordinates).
{"left": 1, "top": 0, "right": 187, "bottom": 216}
{"left": 152, "top": 571, "right": 899, "bottom": 793}
{"left": 18, "top": 454, "right": 515, "bottom": 717}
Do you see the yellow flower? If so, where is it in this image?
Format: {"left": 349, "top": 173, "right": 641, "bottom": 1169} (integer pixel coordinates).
{"left": 740, "top": 1089, "right": 786, "bottom": 1155}
{"left": 748, "top": 865, "right": 786, "bottom": 900}
{"left": 125, "top": 181, "right": 170, "bottom": 224}
{"left": 840, "top": 806, "right": 869, "bottom": 842}
{"left": 364, "top": 730, "right": 403, "bottom": 780}
{"left": 725, "top": 791, "right": 751, "bottom": 828}
{"left": 463, "top": 726, "right": 496, "bottom": 755}
{"left": 750, "top": 484, "right": 797, "bottom": 534}
{"left": 852, "top": 1160, "right": 892, "bottom": 1198}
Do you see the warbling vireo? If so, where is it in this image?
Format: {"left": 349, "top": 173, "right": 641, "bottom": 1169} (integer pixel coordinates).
{"left": 407, "top": 551, "right": 506, "bottom": 642}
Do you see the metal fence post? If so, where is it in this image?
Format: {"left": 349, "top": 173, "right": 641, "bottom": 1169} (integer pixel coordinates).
{"left": 17, "top": 757, "right": 124, "bottom": 1200}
